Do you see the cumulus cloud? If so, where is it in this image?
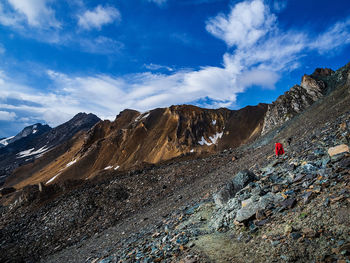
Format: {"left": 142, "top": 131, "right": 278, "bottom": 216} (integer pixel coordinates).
{"left": 78, "top": 5, "right": 121, "bottom": 30}
{"left": 206, "top": 0, "right": 276, "bottom": 47}
{"left": 0, "top": 0, "right": 60, "bottom": 28}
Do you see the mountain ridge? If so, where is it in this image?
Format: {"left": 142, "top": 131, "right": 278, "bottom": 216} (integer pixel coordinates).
{"left": 0, "top": 112, "right": 100, "bottom": 186}
{"left": 2, "top": 63, "right": 350, "bottom": 190}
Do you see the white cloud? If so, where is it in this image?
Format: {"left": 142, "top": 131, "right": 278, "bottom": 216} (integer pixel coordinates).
{"left": 143, "top": 63, "right": 174, "bottom": 72}
{"left": 0, "top": 2, "right": 21, "bottom": 27}
{"left": 78, "top": 5, "right": 121, "bottom": 30}
{"left": 0, "top": 110, "right": 16, "bottom": 121}
{"left": 310, "top": 18, "right": 350, "bottom": 53}
{"left": 206, "top": 0, "right": 276, "bottom": 47}
{"left": 45, "top": 67, "right": 238, "bottom": 121}
{"left": 2, "top": 0, "right": 60, "bottom": 28}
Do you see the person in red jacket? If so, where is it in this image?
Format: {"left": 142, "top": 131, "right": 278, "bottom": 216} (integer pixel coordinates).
{"left": 275, "top": 142, "right": 285, "bottom": 157}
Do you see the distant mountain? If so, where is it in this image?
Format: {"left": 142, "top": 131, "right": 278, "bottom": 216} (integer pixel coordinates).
{"left": 0, "top": 123, "right": 50, "bottom": 149}
{"left": 0, "top": 113, "right": 100, "bottom": 186}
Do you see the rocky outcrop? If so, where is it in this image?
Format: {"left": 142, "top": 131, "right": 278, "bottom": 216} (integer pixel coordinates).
{"left": 261, "top": 69, "right": 332, "bottom": 135}
{"left": 213, "top": 170, "right": 257, "bottom": 207}
{"left": 261, "top": 63, "right": 350, "bottom": 135}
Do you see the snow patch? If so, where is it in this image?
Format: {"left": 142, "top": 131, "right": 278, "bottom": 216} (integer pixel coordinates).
{"left": 66, "top": 159, "right": 77, "bottom": 167}
{"left": 0, "top": 136, "right": 14, "bottom": 146}
{"left": 190, "top": 149, "right": 194, "bottom": 153}
{"left": 17, "top": 146, "right": 49, "bottom": 158}
{"left": 209, "top": 132, "right": 223, "bottom": 144}
{"left": 198, "top": 136, "right": 212, "bottom": 146}
{"left": 114, "top": 165, "right": 120, "bottom": 170}
{"left": 32, "top": 129, "right": 38, "bottom": 134}
{"left": 104, "top": 166, "right": 113, "bottom": 170}
{"left": 212, "top": 120, "right": 217, "bottom": 126}
{"left": 135, "top": 111, "right": 150, "bottom": 122}
{"left": 46, "top": 173, "right": 61, "bottom": 184}
{"left": 141, "top": 113, "right": 150, "bottom": 120}
{"left": 198, "top": 132, "right": 223, "bottom": 146}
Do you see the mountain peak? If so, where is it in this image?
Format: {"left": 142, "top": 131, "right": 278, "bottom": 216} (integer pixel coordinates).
{"left": 311, "top": 67, "right": 334, "bottom": 77}
{"left": 11, "top": 123, "right": 52, "bottom": 143}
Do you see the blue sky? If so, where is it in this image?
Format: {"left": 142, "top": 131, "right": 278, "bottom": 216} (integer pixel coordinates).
{"left": 0, "top": 0, "right": 350, "bottom": 137}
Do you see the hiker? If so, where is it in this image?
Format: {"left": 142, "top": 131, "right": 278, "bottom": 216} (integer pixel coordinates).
{"left": 275, "top": 142, "right": 285, "bottom": 157}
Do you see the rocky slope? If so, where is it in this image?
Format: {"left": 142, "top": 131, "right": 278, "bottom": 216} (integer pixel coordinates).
{"left": 261, "top": 63, "right": 350, "bottom": 135}
{"left": 0, "top": 113, "right": 100, "bottom": 186}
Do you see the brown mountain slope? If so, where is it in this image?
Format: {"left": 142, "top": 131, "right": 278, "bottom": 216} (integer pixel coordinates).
{"left": 7, "top": 104, "right": 267, "bottom": 188}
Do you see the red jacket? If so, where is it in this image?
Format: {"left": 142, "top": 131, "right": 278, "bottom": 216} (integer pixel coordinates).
{"left": 275, "top": 143, "right": 284, "bottom": 156}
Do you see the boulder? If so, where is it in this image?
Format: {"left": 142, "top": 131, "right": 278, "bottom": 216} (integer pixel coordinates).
{"left": 213, "top": 170, "right": 257, "bottom": 207}
{"left": 235, "top": 192, "right": 284, "bottom": 223}
{"left": 232, "top": 170, "right": 257, "bottom": 191}
{"left": 328, "top": 144, "right": 349, "bottom": 157}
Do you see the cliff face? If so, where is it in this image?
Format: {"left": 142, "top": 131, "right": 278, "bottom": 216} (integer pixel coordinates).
{"left": 261, "top": 67, "right": 338, "bottom": 135}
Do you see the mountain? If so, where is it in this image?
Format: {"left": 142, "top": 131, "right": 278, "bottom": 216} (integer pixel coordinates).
{"left": 5, "top": 104, "right": 268, "bottom": 188}
{"left": 0, "top": 61, "right": 350, "bottom": 262}
{"left": 6, "top": 64, "right": 349, "bottom": 190}
{"left": 0, "top": 113, "right": 100, "bottom": 186}
{"left": 0, "top": 123, "right": 51, "bottom": 149}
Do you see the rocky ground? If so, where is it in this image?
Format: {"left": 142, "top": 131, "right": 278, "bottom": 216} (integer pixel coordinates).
{"left": 1, "top": 74, "right": 350, "bottom": 262}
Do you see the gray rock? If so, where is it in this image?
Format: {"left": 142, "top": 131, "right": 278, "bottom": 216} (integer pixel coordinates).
{"left": 213, "top": 170, "right": 257, "bottom": 207}
{"left": 232, "top": 170, "right": 258, "bottom": 192}
{"left": 209, "top": 198, "right": 240, "bottom": 230}
{"left": 235, "top": 193, "right": 284, "bottom": 222}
